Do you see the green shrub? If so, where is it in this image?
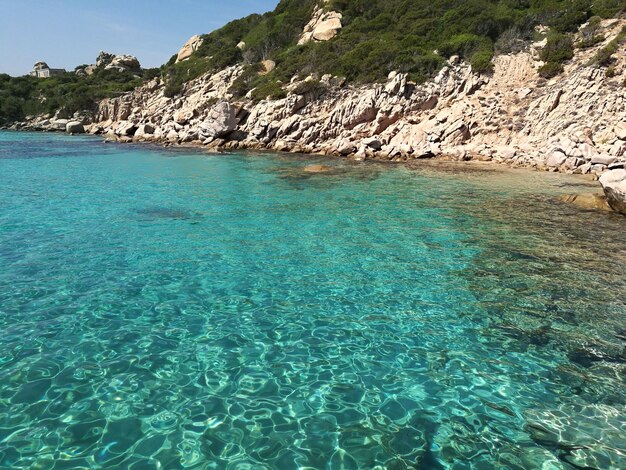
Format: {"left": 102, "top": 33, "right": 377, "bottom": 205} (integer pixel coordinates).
{"left": 155, "top": 0, "right": 610, "bottom": 94}
{"left": 592, "top": 26, "right": 626, "bottom": 66}
{"left": 0, "top": 95, "right": 25, "bottom": 124}
{"left": 594, "top": 44, "right": 616, "bottom": 65}
{"left": 470, "top": 50, "right": 494, "bottom": 73}
{"left": 163, "top": 81, "right": 183, "bottom": 98}
{"left": 440, "top": 34, "right": 492, "bottom": 58}
{"left": 495, "top": 26, "right": 532, "bottom": 54}
{"left": 605, "top": 66, "right": 617, "bottom": 77}
{"left": 548, "top": 0, "right": 592, "bottom": 33}
{"left": 3, "top": 0, "right": 625, "bottom": 115}
{"left": 0, "top": 64, "right": 153, "bottom": 124}
{"left": 592, "top": 0, "right": 625, "bottom": 18}
{"left": 250, "top": 80, "right": 287, "bottom": 101}
{"left": 292, "top": 79, "right": 327, "bottom": 96}
{"left": 538, "top": 62, "right": 565, "bottom": 78}
{"left": 142, "top": 68, "right": 162, "bottom": 80}
{"left": 229, "top": 64, "right": 263, "bottom": 98}
{"left": 540, "top": 33, "right": 574, "bottom": 64}
{"left": 576, "top": 16, "right": 604, "bottom": 48}
{"left": 576, "top": 35, "right": 605, "bottom": 48}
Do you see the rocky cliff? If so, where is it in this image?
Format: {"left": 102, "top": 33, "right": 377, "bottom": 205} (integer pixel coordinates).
{"left": 87, "top": 20, "right": 624, "bottom": 170}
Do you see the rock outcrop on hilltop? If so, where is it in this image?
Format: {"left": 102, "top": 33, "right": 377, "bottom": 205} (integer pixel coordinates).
{"left": 298, "top": 5, "right": 343, "bottom": 44}
{"left": 75, "top": 51, "right": 142, "bottom": 76}
{"left": 176, "top": 35, "right": 204, "bottom": 63}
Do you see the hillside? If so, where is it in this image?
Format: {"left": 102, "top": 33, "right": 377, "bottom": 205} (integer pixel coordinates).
{"left": 161, "top": 0, "right": 624, "bottom": 99}
{"left": 0, "top": 53, "right": 160, "bottom": 126}
{"left": 1, "top": 0, "right": 624, "bottom": 126}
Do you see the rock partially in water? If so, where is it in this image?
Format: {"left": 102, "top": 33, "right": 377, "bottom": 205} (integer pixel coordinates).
{"left": 599, "top": 169, "right": 626, "bottom": 215}
{"left": 66, "top": 121, "right": 85, "bottom": 134}
{"left": 303, "top": 164, "right": 333, "bottom": 173}
{"left": 558, "top": 193, "right": 611, "bottom": 211}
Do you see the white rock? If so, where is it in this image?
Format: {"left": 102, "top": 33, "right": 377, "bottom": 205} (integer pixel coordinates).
{"left": 176, "top": 35, "right": 203, "bottom": 63}
{"left": 104, "top": 54, "right": 141, "bottom": 73}
{"left": 259, "top": 60, "right": 276, "bottom": 75}
{"left": 174, "top": 109, "right": 194, "bottom": 125}
{"left": 65, "top": 121, "right": 85, "bottom": 133}
{"left": 591, "top": 155, "right": 617, "bottom": 166}
{"left": 199, "top": 102, "right": 237, "bottom": 139}
{"left": 298, "top": 7, "right": 342, "bottom": 44}
{"left": 614, "top": 122, "right": 626, "bottom": 141}
{"left": 166, "top": 129, "right": 179, "bottom": 143}
{"left": 50, "top": 119, "right": 69, "bottom": 131}
{"left": 578, "top": 142, "right": 597, "bottom": 161}
{"left": 599, "top": 169, "right": 626, "bottom": 215}
{"left": 546, "top": 150, "right": 567, "bottom": 168}
{"left": 116, "top": 121, "right": 137, "bottom": 136}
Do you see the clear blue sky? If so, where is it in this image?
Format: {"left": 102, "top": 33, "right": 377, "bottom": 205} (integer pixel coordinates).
{"left": 0, "top": 0, "right": 278, "bottom": 76}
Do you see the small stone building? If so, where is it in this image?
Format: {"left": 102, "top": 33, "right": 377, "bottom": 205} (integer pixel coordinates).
{"left": 30, "top": 62, "right": 66, "bottom": 78}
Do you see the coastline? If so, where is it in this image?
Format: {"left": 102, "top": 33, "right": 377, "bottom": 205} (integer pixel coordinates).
{"left": 2, "top": 128, "right": 613, "bottom": 214}
{"left": 4, "top": 19, "right": 626, "bottom": 215}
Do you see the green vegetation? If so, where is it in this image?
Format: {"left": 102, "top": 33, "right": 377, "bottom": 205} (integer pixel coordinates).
{"left": 538, "top": 61, "right": 565, "bottom": 78}
{"left": 166, "top": 0, "right": 622, "bottom": 99}
{"left": 0, "top": 68, "right": 147, "bottom": 126}
{"left": 292, "top": 79, "right": 328, "bottom": 96}
{"left": 592, "top": 25, "right": 626, "bottom": 66}
{"left": 576, "top": 16, "right": 604, "bottom": 48}
{"left": 2, "top": 0, "right": 625, "bottom": 122}
{"left": 540, "top": 33, "right": 575, "bottom": 63}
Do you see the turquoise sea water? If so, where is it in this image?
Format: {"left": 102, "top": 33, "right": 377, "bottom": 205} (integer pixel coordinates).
{"left": 0, "top": 131, "right": 624, "bottom": 469}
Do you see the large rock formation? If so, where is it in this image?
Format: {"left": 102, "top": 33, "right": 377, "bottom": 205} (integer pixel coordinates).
{"left": 66, "top": 121, "right": 85, "bottom": 134}
{"left": 96, "top": 52, "right": 116, "bottom": 68}
{"left": 105, "top": 55, "right": 141, "bottom": 73}
{"left": 176, "top": 35, "right": 204, "bottom": 63}
{"left": 298, "top": 6, "right": 343, "bottom": 44}
{"left": 89, "top": 51, "right": 141, "bottom": 74}
{"left": 199, "top": 102, "right": 238, "bottom": 141}
{"left": 599, "top": 169, "right": 626, "bottom": 215}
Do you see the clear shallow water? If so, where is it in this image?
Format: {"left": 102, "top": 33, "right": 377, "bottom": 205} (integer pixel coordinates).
{"left": 0, "top": 131, "right": 624, "bottom": 469}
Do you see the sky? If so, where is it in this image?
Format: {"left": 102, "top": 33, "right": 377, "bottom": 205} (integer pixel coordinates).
{"left": 0, "top": 0, "right": 278, "bottom": 76}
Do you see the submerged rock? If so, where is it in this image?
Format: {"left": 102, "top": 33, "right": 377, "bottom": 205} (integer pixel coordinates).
{"left": 599, "top": 169, "right": 626, "bottom": 215}
{"left": 525, "top": 405, "right": 626, "bottom": 469}
{"left": 558, "top": 193, "right": 611, "bottom": 211}
{"left": 303, "top": 164, "right": 333, "bottom": 173}
{"left": 136, "top": 207, "right": 198, "bottom": 220}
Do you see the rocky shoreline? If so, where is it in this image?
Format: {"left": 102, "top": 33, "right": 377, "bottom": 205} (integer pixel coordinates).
{"left": 6, "top": 19, "right": 626, "bottom": 215}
